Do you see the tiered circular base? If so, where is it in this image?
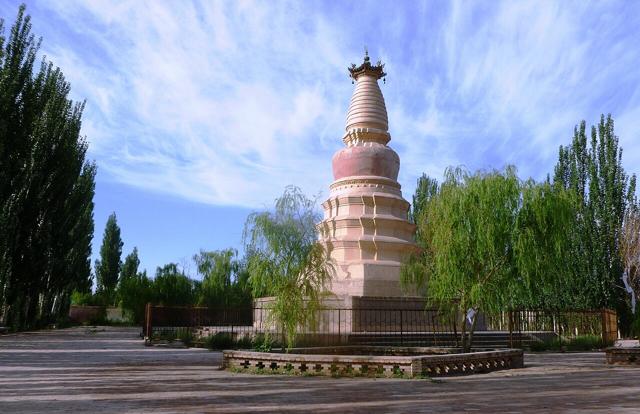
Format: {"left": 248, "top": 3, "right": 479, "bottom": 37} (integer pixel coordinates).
{"left": 319, "top": 175, "right": 417, "bottom": 297}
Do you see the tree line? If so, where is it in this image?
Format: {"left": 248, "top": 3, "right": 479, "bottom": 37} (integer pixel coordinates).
{"left": 73, "top": 212, "right": 253, "bottom": 324}
{"left": 83, "top": 185, "right": 330, "bottom": 347}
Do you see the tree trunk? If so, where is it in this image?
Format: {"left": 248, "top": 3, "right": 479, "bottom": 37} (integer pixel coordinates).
{"left": 459, "top": 310, "right": 467, "bottom": 352}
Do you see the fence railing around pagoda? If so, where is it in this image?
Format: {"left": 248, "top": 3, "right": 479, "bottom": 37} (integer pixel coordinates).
{"left": 143, "top": 304, "right": 617, "bottom": 348}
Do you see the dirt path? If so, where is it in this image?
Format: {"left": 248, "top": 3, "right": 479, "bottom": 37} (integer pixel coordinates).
{"left": 1, "top": 327, "right": 639, "bottom": 413}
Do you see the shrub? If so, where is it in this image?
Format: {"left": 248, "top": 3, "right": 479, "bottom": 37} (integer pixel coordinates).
{"left": 235, "top": 335, "right": 253, "bottom": 349}
{"left": 205, "top": 332, "right": 235, "bottom": 350}
{"left": 252, "top": 334, "right": 278, "bottom": 352}
{"left": 530, "top": 337, "right": 563, "bottom": 352}
{"left": 565, "top": 335, "right": 603, "bottom": 351}
{"left": 530, "top": 335, "right": 604, "bottom": 351}
{"left": 119, "top": 272, "right": 152, "bottom": 324}
{"left": 152, "top": 330, "right": 176, "bottom": 342}
{"left": 176, "top": 328, "right": 194, "bottom": 347}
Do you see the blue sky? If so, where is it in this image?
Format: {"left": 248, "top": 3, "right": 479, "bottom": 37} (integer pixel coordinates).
{"left": 2, "top": 0, "right": 640, "bottom": 278}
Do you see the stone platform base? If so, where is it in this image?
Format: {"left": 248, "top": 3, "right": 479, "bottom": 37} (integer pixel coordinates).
{"left": 254, "top": 295, "right": 439, "bottom": 334}
{"left": 606, "top": 347, "right": 640, "bottom": 365}
{"left": 223, "top": 346, "right": 524, "bottom": 378}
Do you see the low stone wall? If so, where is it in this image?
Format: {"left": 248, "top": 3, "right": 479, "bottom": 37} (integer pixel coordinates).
{"left": 606, "top": 348, "right": 640, "bottom": 365}
{"left": 223, "top": 346, "right": 523, "bottom": 378}
{"left": 68, "top": 306, "right": 127, "bottom": 324}
{"left": 106, "top": 307, "right": 126, "bottom": 322}
{"left": 68, "top": 305, "right": 104, "bottom": 324}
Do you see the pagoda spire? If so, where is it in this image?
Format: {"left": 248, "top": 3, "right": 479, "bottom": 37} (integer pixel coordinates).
{"left": 348, "top": 49, "right": 386, "bottom": 81}
{"left": 344, "top": 51, "right": 389, "bottom": 144}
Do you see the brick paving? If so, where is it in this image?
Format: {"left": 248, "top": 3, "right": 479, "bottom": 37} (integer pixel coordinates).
{"left": 1, "top": 327, "right": 639, "bottom": 413}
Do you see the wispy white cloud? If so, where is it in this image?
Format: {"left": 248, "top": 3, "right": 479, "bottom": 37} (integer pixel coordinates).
{"left": 389, "top": 0, "right": 640, "bottom": 193}
{"left": 16, "top": 0, "right": 640, "bottom": 208}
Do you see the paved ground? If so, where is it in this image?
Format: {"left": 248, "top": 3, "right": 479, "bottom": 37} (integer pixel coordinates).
{"left": 1, "top": 327, "right": 639, "bottom": 413}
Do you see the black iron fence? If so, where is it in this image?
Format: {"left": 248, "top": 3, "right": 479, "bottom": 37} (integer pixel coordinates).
{"left": 491, "top": 308, "right": 618, "bottom": 345}
{"left": 143, "top": 304, "right": 617, "bottom": 348}
{"left": 145, "top": 304, "right": 460, "bottom": 346}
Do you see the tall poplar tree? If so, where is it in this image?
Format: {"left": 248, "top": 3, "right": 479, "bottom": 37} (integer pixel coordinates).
{"left": 553, "top": 115, "right": 636, "bottom": 330}
{"left": 120, "top": 247, "right": 140, "bottom": 283}
{"left": 95, "top": 213, "right": 123, "bottom": 303}
{"left": 410, "top": 174, "right": 438, "bottom": 244}
{"left": 0, "top": 5, "right": 96, "bottom": 329}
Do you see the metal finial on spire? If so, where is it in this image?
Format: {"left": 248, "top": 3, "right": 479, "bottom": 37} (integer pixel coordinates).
{"left": 348, "top": 48, "right": 386, "bottom": 81}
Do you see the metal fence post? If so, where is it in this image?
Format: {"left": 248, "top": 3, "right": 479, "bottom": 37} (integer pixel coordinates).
{"left": 144, "top": 303, "right": 152, "bottom": 339}
{"left": 338, "top": 308, "right": 341, "bottom": 345}
{"left": 231, "top": 310, "right": 238, "bottom": 341}
{"left": 452, "top": 313, "right": 458, "bottom": 347}
{"left": 508, "top": 310, "right": 513, "bottom": 348}
{"left": 400, "top": 309, "right": 404, "bottom": 346}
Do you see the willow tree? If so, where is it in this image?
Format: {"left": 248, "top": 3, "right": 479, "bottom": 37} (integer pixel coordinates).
{"left": 194, "top": 248, "right": 251, "bottom": 307}
{"left": 243, "top": 186, "right": 334, "bottom": 350}
{"left": 152, "top": 263, "right": 196, "bottom": 306}
{"left": 402, "top": 167, "right": 574, "bottom": 351}
{"left": 512, "top": 180, "right": 576, "bottom": 309}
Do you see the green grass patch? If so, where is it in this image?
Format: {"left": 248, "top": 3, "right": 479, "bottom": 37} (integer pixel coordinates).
{"left": 530, "top": 334, "right": 604, "bottom": 352}
{"left": 202, "top": 332, "right": 281, "bottom": 351}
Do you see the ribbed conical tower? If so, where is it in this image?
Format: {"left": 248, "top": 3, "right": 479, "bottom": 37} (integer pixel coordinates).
{"left": 318, "top": 52, "right": 417, "bottom": 298}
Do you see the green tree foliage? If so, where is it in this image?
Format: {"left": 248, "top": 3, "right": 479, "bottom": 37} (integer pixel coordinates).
{"left": 402, "top": 167, "right": 574, "bottom": 351}
{"left": 410, "top": 174, "right": 439, "bottom": 223}
{"left": 0, "top": 5, "right": 96, "bottom": 329}
{"left": 410, "top": 174, "right": 439, "bottom": 245}
{"left": 553, "top": 115, "right": 637, "bottom": 330}
{"left": 243, "top": 186, "right": 334, "bottom": 350}
{"left": 70, "top": 291, "right": 95, "bottom": 306}
{"left": 152, "top": 263, "right": 196, "bottom": 306}
{"left": 118, "top": 261, "right": 198, "bottom": 323}
{"left": 117, "top": 247, "right": 151, "bottom": 323}
{"left": 512, "top": 180, "right": 576, "bottom": 308}
{"left": 119, "top": 270, "right": 152, "bottom": 324}
{"left": 194, "top": 249, "right": 251, "bottom": 307}
{"left": 94, "top": 212, "right": 123, "bottom": 304}
{"left": 120, "top": 247, "right": 140, "bottom": 283}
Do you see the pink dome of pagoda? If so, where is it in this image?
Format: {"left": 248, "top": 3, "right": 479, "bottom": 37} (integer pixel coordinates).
{"left": 332, "top": 144, "right": 399, "bottom": 180}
